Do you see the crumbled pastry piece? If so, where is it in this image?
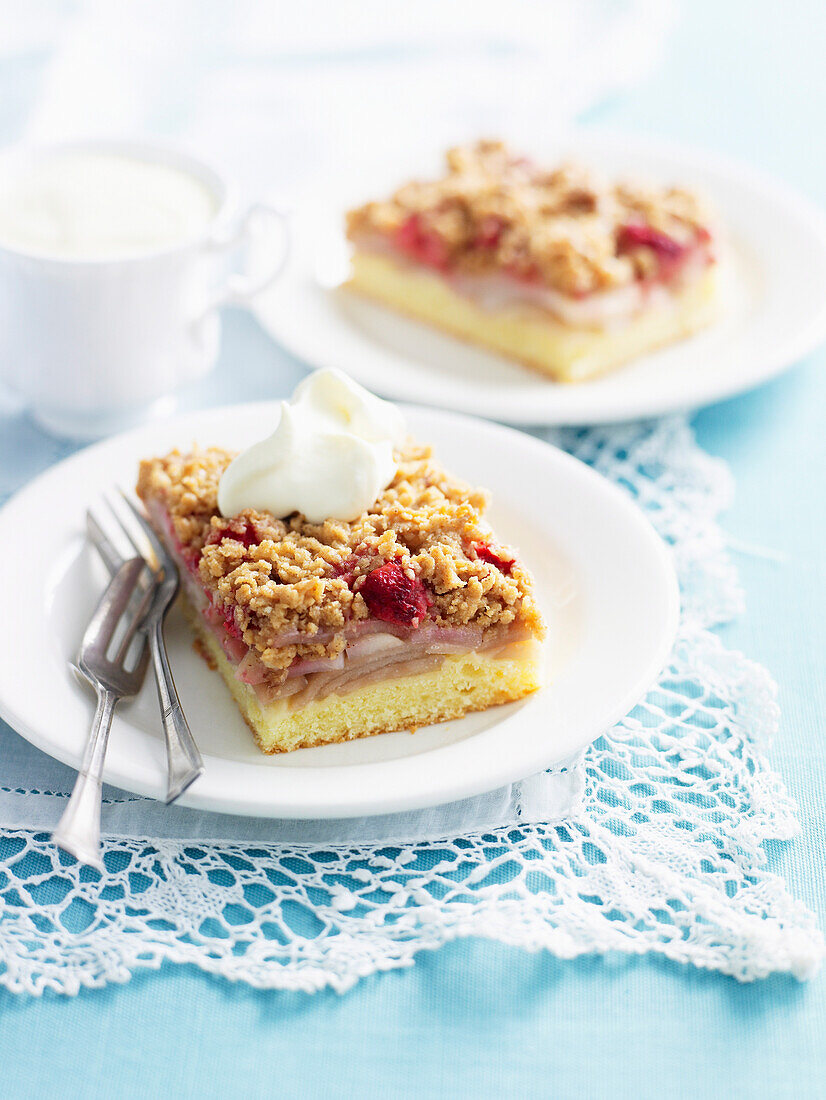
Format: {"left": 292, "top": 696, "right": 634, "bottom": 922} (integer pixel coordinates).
{"left": 346, "top": 140, "right": 712, "bottom": 296}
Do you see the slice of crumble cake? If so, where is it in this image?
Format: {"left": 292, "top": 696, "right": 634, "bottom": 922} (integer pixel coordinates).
{"left": 345, "top": 140, "right": 719, "bottom": 382}
{"left": 137, "top": 380, "right": 545, "bottom": 754}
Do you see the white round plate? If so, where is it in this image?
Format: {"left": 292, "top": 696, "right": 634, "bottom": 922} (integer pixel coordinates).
{"left": 253, "top": 130, "right": 826, "bottom": 425}
{"left": 0, "top": 403, "right": 678, "bottom": 819}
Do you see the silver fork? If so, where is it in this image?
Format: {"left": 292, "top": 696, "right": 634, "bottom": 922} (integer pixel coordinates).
{"left": 53, "top": 557, "right": 153, "bottom": 869}
{"left": 89, "top": 494, "right": 204, "bottom": 802}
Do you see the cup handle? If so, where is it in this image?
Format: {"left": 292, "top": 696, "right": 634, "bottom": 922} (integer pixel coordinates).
{"left": 201, "top": 201, "right": 290, "bottom": 315}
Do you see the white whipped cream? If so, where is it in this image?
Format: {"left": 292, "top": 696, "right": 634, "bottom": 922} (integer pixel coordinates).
{"left": 217, "top": 370, "right": 406, "bottom": 523}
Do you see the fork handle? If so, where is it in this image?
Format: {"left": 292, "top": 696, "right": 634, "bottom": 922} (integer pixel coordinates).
{"left": 148, "top": 620, "right": 204, "bottom": 803}
{"left": 52, "top": 688, "right": 117, "bottom": 870}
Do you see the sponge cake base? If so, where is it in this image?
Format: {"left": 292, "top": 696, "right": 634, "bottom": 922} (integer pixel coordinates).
{"left": 347, "top": 251, "right": 718, "bottom": 383}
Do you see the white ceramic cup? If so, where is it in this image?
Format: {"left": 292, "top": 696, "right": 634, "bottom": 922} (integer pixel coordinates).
{"left": 0, "top": 140, "right": 289, "bottom": 438}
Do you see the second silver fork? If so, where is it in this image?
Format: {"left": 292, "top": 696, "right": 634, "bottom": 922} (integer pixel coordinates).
{"left": 88, "top": 496, "right": 204, "bottom": 802}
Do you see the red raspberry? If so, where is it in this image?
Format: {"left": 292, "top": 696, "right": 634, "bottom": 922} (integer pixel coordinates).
{"left": 394, "top": 214, "right": 450, "bottom": 270}
{"left": 206, "top": 520, "right": 258, "bottom": 550}
{"left": 222, "top": 606, "right": 244, "bottom": 641}
{"left": 333, "top": 553, "right": 359, "bottom": 586}
{"left": 617, "top": 223, "right": 685, "bottom": 262}
{"left": 473, "top": 541, "right": 515, "bottom": 575}
{"left": 359, "top": 562, "right": 430, "bottom": 626}
{"left": 204, "top": 600, "right": 245, "bottom": 642}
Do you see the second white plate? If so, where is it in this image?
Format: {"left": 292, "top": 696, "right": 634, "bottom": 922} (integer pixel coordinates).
{"left": 253, "top": 131, "right": 826, "bottom": 425}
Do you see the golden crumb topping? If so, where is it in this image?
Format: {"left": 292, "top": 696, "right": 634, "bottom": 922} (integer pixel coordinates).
{"left": 137, "top": 442, "right": 545, "bottom": 672}
{"left": 346, "top": 140, "right": 712, "bottom": 296}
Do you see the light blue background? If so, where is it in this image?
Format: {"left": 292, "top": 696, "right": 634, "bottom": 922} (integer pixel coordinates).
{"left": 1, "top": 3, "right": 824, "bottom": 1096}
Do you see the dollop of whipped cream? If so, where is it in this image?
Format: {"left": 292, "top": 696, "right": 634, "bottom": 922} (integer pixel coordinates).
{"left": 217, "top": 369, "right": 406, "bottom": 524}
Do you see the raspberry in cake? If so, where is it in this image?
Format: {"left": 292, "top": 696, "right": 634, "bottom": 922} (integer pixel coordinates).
{"left": 136, "top": 372, "right": 545, "bottom": 754}
{"left": 345, "top": 140, "right": 720, "bottom": 382}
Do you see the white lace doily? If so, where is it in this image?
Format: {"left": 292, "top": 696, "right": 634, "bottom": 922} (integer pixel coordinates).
{"left": 0, "top": 416, "right": 822, "bottom": 996}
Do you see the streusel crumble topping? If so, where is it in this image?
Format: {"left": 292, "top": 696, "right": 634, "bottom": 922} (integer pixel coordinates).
{"left": 137, "top": 443, "right": 544, "bottom": 675}
{"left": 346, "top": 140, "right": 712, "bottom": 296}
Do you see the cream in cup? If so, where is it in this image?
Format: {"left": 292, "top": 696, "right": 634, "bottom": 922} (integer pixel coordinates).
{"left": 0, "top": 141, "right": 288, "bottom": 438}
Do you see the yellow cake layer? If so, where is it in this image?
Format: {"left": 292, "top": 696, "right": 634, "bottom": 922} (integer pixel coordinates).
{"left": 183, "top": 597, "right": 543, "bottom": 754}
{"left": 347, "top": 251, "right": 719, "bottom": 382}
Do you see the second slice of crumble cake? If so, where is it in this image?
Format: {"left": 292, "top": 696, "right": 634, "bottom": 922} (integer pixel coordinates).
{"left": 346, "top": 140, "right": 720, "bottom": 382}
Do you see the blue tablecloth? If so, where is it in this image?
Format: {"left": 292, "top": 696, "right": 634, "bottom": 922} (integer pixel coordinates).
{"left": 1, "top": 2, "right": 824, "bottom": 1096}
